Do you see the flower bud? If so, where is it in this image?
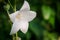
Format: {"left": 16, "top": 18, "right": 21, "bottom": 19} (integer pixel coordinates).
{"left": 4, "top": 4, "right": 10, "bottom": 11}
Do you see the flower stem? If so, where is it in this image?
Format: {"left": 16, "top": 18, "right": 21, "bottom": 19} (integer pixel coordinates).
{"left": 16, "top": 32, "right": 18, "bottom": 40}
{"left": 8, "top": 0, "right": 13, "bottom": 9}
{"left": 13, "top": 0, "right": 16, "bottom": 12}
{"left": 7, "top": 10, "right": 9, "bottom": 16}
{"left": 12, "top": 35, "right": 15, "bottom": 40}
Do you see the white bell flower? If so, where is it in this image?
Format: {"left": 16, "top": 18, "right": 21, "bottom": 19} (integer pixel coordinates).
{"left": 9, "top": 1, "right": 36, "bottom": 35}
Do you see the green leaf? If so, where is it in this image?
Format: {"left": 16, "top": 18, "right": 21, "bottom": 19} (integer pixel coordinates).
{"left": 26, "top": 31, "right": 31, "bottom": 40}
{"left": 29, "top": 18, "right": 42, "bottom": 37}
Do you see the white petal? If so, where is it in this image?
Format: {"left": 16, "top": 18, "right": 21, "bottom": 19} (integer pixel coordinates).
{"left": 20, "top": 11, "right": 36, "bottom": 22}
{"left": 20, "top": 1, "right": 30, "bottom": 11}
{"left": 9, "top": 11, "right": 19, "bottom": 22}
{"left": 10, "top": 19, "right": 29, "bottom": 35}
{"left": 19, "top": 20, "right": 29, "bottom": 34}
{"left": 10, "top": 19, "right": 20, "bottom": 35}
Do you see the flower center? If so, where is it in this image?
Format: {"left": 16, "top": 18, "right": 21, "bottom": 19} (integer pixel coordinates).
{"left": 16, "top": 13, "right": 21, "bottom": 19}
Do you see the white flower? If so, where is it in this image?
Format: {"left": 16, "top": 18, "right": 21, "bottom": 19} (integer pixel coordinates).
{"left": 9, "top": 1, "right": 36, "bottom": 35}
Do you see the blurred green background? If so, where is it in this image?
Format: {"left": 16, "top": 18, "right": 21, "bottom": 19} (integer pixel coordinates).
{"left": 0, "top": 0, "right": 60, "bottom": 40}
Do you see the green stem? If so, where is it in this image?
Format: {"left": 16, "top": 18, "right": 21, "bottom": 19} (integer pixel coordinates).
{"left": 7, "top": 10, "right": 9, "bottom": 16}
{"left": 12, "top": 35, "right": 15, "bottom": 40}
{"left": 13, "top": 0, "right": 16, "bottom": 12}
{"left": 8, "top": 0, "right": 13, "bottom": 9}
{"left": 16, "top": 33, "right": 18, "bottom": 40}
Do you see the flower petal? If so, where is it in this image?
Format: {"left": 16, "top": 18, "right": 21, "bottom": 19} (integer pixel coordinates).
{"left": 10, "top": 19, "right": 20, "bottom": 35}
{"left": 20, "top": 11, "right": 36, "bottom": 22}
{"left": 9, "top": 11, "right": 19, "bottom": 22}
{"left": 10, "top": 19, "right": 29, "bottom": 35}
{"left": 20, "top": 1, "right": 30, "bottom": 11}
{"left": 19, "top": 21, "right": 29, "bottom": 34}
